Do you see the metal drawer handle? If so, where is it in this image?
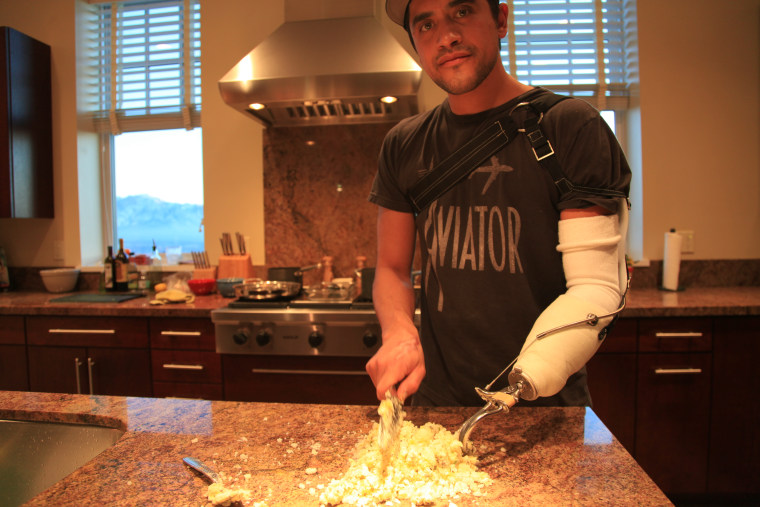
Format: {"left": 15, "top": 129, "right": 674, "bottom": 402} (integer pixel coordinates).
{"left": 49, "top": 329, "right": 116, "bottom": 335}
{"left": 251, "top": 368, "right": 368, "bottom": 376}
{"left": 87, "top": 357, "right": 95, "bottom": 395}
{"left": 160, "top": 331, "right": 202, "bottom": 337}
{"left": 162, "top": 363, "right": 204, "bottom": 371}
{"left": 74, "top": 357, "right": 83, "bottom": 394}
{"left": 654, "top": 367, "right": 703, "bottom": 375}
{"left": 655, "top": 332, "right": 703, "bottom": 338}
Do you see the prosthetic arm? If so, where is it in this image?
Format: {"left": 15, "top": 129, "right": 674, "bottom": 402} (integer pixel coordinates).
{"left": 459, "top": 199, "right": 629, "bottom": 445}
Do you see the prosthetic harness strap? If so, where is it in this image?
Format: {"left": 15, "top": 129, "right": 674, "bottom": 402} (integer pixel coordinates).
{"left": 407, "top": 89, "right": 626, "bottom": 215}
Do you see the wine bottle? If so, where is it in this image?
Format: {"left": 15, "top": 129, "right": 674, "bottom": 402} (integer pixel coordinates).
{"left": 114, "top": 238, "right": 129, "bottom": 291}
{"left": 103, "top": 246, "right": 115, "bottom": 292}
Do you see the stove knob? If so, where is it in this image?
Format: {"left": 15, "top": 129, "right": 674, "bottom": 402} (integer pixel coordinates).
{"left": 233, "top": 328, "right": 250, "bottom": 345}
{"left": 256, "top": 329, "right": 272, "bottom": 347}
{"left": 362, "top": 330, "right": 378, "bottom": 348}
{"left": 308, "top": 331, "right": 324, "bottom": 349}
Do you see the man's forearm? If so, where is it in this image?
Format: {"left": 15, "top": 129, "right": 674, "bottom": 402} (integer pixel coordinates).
{"left": 372, "top": 266, "right": 417, "bottom": 339}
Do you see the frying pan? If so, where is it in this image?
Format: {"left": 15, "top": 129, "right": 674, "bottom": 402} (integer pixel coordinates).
{"left": 233, "top": 279, "right": 302, "bottom": 301}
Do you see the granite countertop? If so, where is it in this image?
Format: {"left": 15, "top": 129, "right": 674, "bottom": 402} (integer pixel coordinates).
{"left": 0, "top": 391, "right": 671, "bottom": 506}
{"left": 0, "top": 287, "right": 759, "bottom": 318}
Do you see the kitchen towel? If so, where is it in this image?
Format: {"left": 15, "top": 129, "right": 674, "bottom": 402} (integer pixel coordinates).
{"left": 662, "top": 229, "right": 682, "bottom": 291}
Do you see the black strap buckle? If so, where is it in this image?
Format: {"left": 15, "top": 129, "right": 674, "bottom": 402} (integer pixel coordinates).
{"left": 531, "top": 139, "right": 555, "bottom": 161}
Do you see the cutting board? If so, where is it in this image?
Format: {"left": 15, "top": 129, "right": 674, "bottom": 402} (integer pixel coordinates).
{"left": 49, "top": 293, "right": 143, "bottom": 303}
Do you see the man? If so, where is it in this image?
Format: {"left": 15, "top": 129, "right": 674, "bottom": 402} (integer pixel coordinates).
{"left": 366, "top": 0, "right": 631, "bottom": 407}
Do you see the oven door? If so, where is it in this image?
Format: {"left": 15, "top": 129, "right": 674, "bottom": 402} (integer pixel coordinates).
{"left": 222, "top": 355, "right": 377, "bottom": 405}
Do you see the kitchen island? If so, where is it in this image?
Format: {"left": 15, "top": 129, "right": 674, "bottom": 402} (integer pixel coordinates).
{"left": 0, "top": 390, "right": 671, "bottom": 506}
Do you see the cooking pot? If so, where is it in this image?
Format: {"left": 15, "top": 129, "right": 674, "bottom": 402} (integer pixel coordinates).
{"left": 233, "top": 279, "right": 302, "bottom": 301}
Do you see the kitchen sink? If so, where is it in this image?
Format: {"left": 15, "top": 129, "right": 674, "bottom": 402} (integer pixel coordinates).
{"left": 0, "top": 419, "right": 124, "bottom": 507}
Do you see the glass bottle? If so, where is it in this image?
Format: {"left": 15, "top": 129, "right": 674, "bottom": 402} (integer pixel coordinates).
{"left": 103, "top": 245, "right": 115, "bottom": 292}
{"left": 114, "top": 238, "right": 129, "bottom": 292}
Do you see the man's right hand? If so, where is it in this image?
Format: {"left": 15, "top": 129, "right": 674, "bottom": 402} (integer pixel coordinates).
{"left": 365, "top": 327, "right": 425, "bottom": 402}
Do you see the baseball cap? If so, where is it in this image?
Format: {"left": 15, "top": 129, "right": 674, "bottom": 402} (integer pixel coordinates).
{"left": 386, "top": 0, "right": 501, "bottom": 28}
{"left": 386, "top": 0, "right": 410, "bottom": 27}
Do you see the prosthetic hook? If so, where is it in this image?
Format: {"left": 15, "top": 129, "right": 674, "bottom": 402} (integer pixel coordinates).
{"left": 458, "top": 381, "right": 524, "bottom": 448}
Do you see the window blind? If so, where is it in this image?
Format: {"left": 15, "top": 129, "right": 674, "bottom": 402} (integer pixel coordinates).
{"left": 504, "top": 0, "right": 638, "bottom": 110}
{"left": 88, "top": 0, "right": 201, "bottom": 133}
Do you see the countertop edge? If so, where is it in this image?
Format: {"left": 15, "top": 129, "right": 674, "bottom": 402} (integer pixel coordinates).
{"left": 0, "top": 287, "right": 759, "bottom": 318}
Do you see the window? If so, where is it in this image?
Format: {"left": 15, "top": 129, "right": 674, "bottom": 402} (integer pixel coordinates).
{"left": 501, "top": 0, "right": 640, "bottom": 257}
{"left": 501, "top": 0, "right": 639, "bottom": 111}
{"left": 86, "top": 0, "right": 202, "bottom": 262}
{"left": 113, "top": 129, "right": 204, "bottom": 257}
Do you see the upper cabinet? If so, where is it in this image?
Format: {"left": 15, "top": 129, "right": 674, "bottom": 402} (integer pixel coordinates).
{"left": 0, "top": 26, "right": 53, "bottom": 219}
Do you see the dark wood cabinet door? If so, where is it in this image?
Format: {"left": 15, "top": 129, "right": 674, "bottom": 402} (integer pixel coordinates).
{"left": 88, "top": 348, "right": 152, "bottom": 397}
{"left": 0, "top": 27, "right": 53, "bottom": 218}
{"left": 708, "top": 317, "right": 760, "bottom": 495}
{"left": 28, "top": 346, "right": 151, "bottom": 397}
{"left": 28, "top": 346, "right": 88, "bottom": 394}
{"left": 586, "top": 352, "right": 636, "bottom": 454}
{"left": 0, "top": 316, "right": 28, "bottom": 390}
{"left": 586, "top": 318, "right": 637, "bottom": 454}
{"left": 0, "top": 345, "right": 29, "bottom": 391}
{"left": 635, "top": 352, "right": 712, "bottom": 495}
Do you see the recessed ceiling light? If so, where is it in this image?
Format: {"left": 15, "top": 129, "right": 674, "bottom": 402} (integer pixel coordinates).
{"left": 380, "top": 96, "right": 398, "bottom": 104}
{"left": 248, "top": 103, "right": 265, "bottom": 110}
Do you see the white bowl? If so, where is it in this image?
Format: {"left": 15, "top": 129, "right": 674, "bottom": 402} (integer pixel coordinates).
{"left": 40, "top": 268, "right": 80, "bottom": 293}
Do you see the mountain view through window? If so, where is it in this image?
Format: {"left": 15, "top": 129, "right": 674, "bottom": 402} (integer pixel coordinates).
{"left": 113, "top": 128, "right": 204, "bottom": 258}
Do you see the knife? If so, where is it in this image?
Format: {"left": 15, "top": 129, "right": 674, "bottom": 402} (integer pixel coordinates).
{"left": 377, "top": 390, "right": 403, "bottom": 452}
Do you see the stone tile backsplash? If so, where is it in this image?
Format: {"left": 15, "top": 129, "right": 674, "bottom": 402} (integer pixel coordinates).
{"left": 262, "top": 122, "right": 396, "bottom": 284}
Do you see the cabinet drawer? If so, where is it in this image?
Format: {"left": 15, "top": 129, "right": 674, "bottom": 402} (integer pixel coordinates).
{"left": 222, "top": 355, "right": 376, "bottom": 405}
{"left": 27, "top": 316, "right": 148, "bottom": 347}
{"left": 638, "top": 317, "right": 712, "bottom": 352}
{"left": 152, "top": 349, "right": 221, "bottom": 383}
{"left": 150, "top": 317, "right": 215, "bottom": 350}
{"left": 0, "top": 316, "right": 24, "bottom": 344}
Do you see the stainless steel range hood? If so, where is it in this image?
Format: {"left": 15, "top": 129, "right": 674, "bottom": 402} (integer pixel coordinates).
{"left": 218, "top": 14, "right": 422, "bottom": 128}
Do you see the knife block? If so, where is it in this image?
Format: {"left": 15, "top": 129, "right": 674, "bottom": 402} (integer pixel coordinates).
{"left": 217, "top": 255, "right": 255, "bottom": 280}
{"left": 192, "top": 267, "right": 217, "bottom": 280}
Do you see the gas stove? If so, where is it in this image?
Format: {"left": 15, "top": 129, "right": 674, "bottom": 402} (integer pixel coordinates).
{"left": 211, "top": 296, "right": 380, "bottom": 357}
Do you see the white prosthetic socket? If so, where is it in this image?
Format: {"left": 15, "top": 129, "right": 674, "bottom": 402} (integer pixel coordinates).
{"left": 509, "top": 200, "right": 628, "bottom": 400}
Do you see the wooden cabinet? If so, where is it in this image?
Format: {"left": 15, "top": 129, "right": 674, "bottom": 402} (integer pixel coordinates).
{"left": 222, "top": 354, "right": 376, "bottom": 405}
{"left": 586, "top": 317, "right": 637, "bottom": 454}
{"left": 708, "top": 316, "right": 760, "bottom": 497}
{"left": 0, "top": 27, "right": 53, "bottom": 218}
{"left": 26, "top": 316, "right": 151, "bottom": 396}
{"left": 635, "top": 318, "right": 713, "bottom": 496}
{"left": 0, "top": 315, "right": 28, "bottom": 390}
{"left": 150, "top": 317, "right": 222, "bottom": 400}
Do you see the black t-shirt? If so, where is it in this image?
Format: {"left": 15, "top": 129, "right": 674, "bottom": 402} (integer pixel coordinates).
{"left": 369, "top": 88, "right": 631, "bottom": 406}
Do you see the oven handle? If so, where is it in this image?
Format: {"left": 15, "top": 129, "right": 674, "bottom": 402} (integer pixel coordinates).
{"left": 251, "top": 368, "right": 368, "bottom": 376}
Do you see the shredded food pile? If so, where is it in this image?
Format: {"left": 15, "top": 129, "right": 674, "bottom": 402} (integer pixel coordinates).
{"left": 206, "top": 482, "right": 251, "bottom": 506}
{"left": 319, "top": 400, "right": 491, "bottom": 506}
